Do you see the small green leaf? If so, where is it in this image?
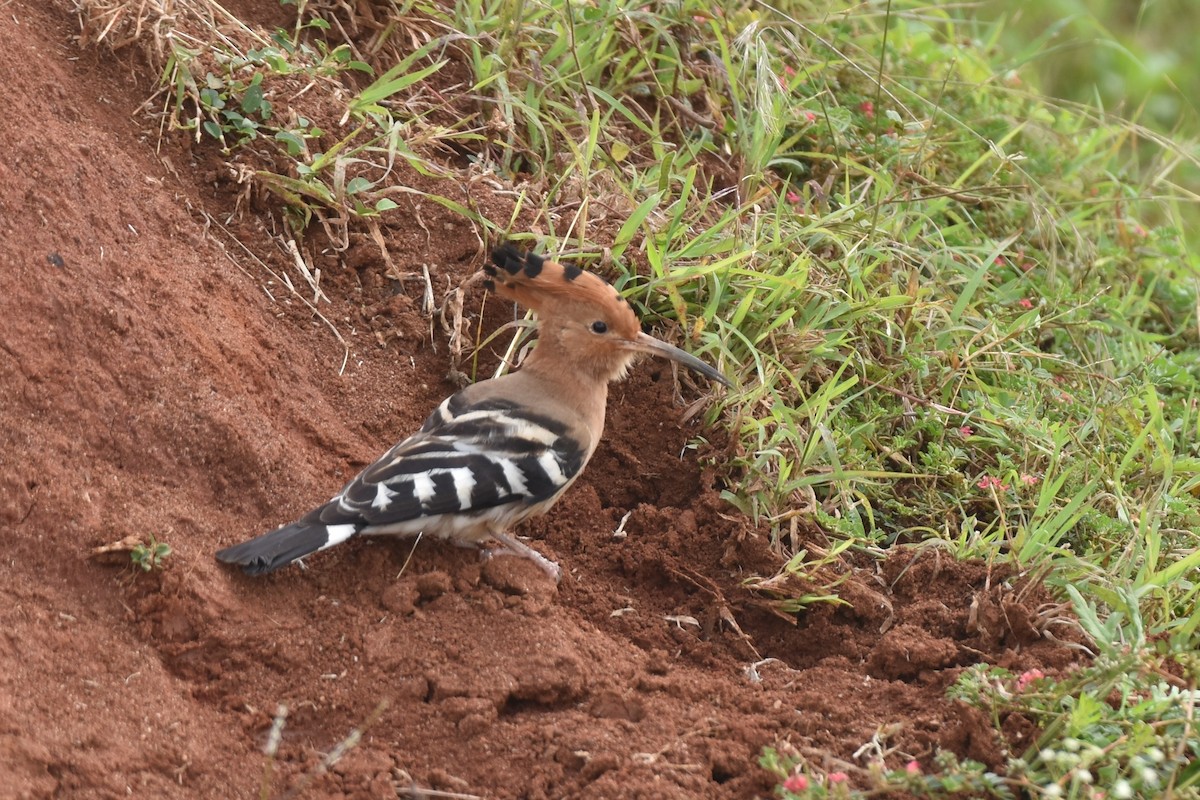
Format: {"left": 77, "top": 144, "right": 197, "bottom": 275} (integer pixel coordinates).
{"left": 241, "top": 83, "right": 264, "bottom": 115}
{"left": 375, "top": 198, "right": 399, "bottom": 212}
{"left": 202, "top": 120, "right": 222, "bottom": 139}
{"left": 199, "top": 87, "right": 224, "bottom": 110}
{"left": 346, "top": 176, "right": 372, "bottom": 194}
{"left": 275, "top": 130, "right": 304, "bottom": 156}
{"left": 610, "top": 140, "right": 630, "bottom": 162}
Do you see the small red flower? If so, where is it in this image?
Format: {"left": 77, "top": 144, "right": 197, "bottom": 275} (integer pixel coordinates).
{"left": 958, "top": 425, "right": 973, "bottom": 437}
{"left": 783, "top": 774, "right": 809, "bottom": 792}
{"left": 803, "top": 110, "right": 816, "bottom": 122}
{"left": 1018, "top": 298, "right": 1033, "bottom": 310}
{"left": 858, "top": 100, "right": 874, "bottom": 118}
{"left": 828, "top": 772, "right": 849, "bottom": 784}
{"left": 977, "top": 476, "right": 1008, "bottom": 491}
{"left": 786, "top": 191, "right": 801, "bottom": 204}
{"left": 1016, "top": 668, "right": 1045, "bottom": 691}
{"left": 784, "top": 65, "right": 797, "bottom": 77}
{"left": 994, "top": 255, "right": 1005, "bottom": 265}
{"left": 1020, "top": 474, "right": 1038, "bottom": 486}
{"left": 905, "top": 760, "right": 921, "bottom": 775}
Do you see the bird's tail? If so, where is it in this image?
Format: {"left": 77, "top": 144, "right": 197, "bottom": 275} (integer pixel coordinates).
{"left": 215, "top": 521, "right": 360, "bottom": 575}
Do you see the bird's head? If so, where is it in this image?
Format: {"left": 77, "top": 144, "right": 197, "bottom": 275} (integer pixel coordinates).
{"left": 485, "top": 245, "right": 731, "bottom": 387}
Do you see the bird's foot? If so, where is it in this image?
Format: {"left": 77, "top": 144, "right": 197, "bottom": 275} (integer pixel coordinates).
{"left": 483, "top": 532, "right": 562, "bottom": 584}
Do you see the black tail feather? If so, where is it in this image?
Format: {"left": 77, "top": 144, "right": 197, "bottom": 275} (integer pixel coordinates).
{"left": 216, "top": 522, "right": 350, "bottom": 575}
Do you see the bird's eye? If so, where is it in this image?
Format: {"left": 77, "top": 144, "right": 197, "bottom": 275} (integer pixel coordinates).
{"left": 590, "top": 320, "right": 608, "bottom": 334}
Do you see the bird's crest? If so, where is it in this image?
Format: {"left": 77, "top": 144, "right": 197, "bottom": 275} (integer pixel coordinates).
{"left": 486, "top": 245, "right": 636, "bottom": 331}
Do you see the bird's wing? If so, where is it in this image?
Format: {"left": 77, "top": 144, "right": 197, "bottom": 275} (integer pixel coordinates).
{"left": 303, "top": 393, "right": 588, "bottom": 528}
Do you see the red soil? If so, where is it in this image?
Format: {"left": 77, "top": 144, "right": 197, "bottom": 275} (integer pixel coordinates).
{"left": 0, "top": 3, "right": 1084, "bottom": 797}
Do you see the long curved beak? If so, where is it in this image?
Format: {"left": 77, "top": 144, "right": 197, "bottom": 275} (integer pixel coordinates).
{"left": 627, "top": 332, "right": 732, "bottom": 387}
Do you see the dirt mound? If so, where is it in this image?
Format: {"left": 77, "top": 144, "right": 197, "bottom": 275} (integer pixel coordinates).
{"left": 0, "top": 3, "right": 1086, "bottom": 798}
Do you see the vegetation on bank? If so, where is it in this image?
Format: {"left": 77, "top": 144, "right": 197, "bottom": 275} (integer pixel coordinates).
{"left": 81, "top": 0, "right": 1199, "bottom": 796}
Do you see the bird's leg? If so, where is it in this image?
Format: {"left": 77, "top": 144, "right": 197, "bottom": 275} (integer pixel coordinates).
{"left": 484, "top": 528, "right": 562, "bottom": 584}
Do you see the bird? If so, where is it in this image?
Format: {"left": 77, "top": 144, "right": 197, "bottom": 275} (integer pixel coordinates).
{"left": 215, "top": 244, "right": 731, "bottom": 582}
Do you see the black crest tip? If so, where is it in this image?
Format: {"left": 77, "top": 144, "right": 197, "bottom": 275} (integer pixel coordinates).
{"left": 490, "top": 244, "right": 525, "bottom": 275}
{"left": 522, "top": 252, "right": 544, "bottom": 278}
{"left": 562, "top": 263, "right": 583, "bottom": 281}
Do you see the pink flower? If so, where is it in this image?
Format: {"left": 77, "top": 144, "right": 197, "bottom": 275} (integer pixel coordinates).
{"left": 858, "top": 101, "right": 874, "bottom": 118}
{"left": 1018, "top": 298, "right": 1033, "bottom": 309}
{"left": 1016, "top": 669, "right": 1045, "bottom": 691}
{"left": 783, "top": 774, "right": 809, "bottom": 792}
{"left": 977, "top": 476, "right": 1008, "bottom": 491}
{"left": 958, "top": 425, "right": 973, "bottom": 437}
{"left": 784, "top": 65, "right": 797, "bottom": 77}
{"left": 1020, "top": 474, "right": 1038, "bottom": 486}
{"left": 905, "top": 760, "right": 921, "bottom": 775}
{"left": 803, "top": 110, "right": 816, "bottom": 122}
{"left": 994, "top": 255, "right": 1005, "bottom": 265}
{"left": 828, "top": 772, "right": 849, "bottom": 784}
{"left": 1016, "top": 248, "right": 1034, "bottom": 272}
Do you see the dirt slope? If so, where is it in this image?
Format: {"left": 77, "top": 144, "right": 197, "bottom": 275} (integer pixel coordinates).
{"left": 0, "top": 3, "right": 1084, "bottom": 798}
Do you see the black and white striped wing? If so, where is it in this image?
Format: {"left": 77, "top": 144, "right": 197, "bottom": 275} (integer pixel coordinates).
{"left": 307, "top": 394, "right": 587, "bottom": 530}
{"left": 216, "top": 393, "right": 587, "bottom": 575}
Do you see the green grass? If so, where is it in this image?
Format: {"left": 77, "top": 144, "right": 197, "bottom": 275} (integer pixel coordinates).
{"left": 977, "top": 0, "right": 1200, "bottom": 134}
{"left": 84, "top": 0, "right": 1200, "bottom": 796}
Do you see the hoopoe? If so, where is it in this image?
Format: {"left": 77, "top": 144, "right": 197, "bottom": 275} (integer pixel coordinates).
{"left": 216, "top": 244, "right": 730, "bottom": 582}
